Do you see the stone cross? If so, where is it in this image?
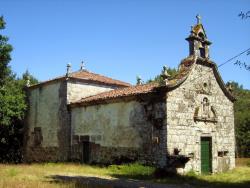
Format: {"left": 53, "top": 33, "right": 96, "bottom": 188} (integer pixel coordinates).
{"left": 26, "top": 75, "right": 30, "bottom": 87}
{"left": 196, "top": 14, "right": 201, "bottom": 24}
{"left": 162, "top": 65, "right": 170, "bottom": 78}
{"left": 66, "top": 63, "right": 71, "bottom": 76}
{"left": 136, "top": 75, "right": 143, "bottom": 85}
{"left": 80, "top": 61, "right": 86, "bottom": 71}
{"left": 161, "top": 65, "right": 171, "bottom": 85}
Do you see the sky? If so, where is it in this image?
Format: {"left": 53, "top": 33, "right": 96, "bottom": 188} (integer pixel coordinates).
{"left": 0, "top": 0, "right": 250, "bottom": 89}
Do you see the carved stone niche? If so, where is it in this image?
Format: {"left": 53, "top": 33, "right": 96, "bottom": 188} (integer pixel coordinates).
{"left": 195, "top": 80, "right": 212, "bottom": 95}
{"left": 194, "top": 97, "right": 218, "bottom": 123}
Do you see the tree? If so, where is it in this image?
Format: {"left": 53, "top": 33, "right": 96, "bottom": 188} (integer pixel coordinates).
{"left": 230, "top": 81, "right": 250, "bottom": 157}
{"left": 0, "top": 16, "right": 38, "bottom": 162}
{"left": 0, "top": 16, "right": 26, "bottom": 126}
{"left": 0, "top": 16, "right": 12, "bottom": 86}
{"left": 22, "top": 69, "right": 39, "bottom": 85}
{"left": 147, "top": 67, "right": 178, "bottom": 84}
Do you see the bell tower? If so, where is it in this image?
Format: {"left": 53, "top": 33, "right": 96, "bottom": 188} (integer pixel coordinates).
{"left": 186, "top": 15, "right": 212, "bottom": 58}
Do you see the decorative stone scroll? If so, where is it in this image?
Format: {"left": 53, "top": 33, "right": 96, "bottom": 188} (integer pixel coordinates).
{"left": 194, "top": 97, "right": 218, "bottom": 123}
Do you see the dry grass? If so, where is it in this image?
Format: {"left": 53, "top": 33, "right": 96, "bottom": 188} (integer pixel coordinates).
{"left": 236, "top": 158, "right": 250, "bottom": 167}
{"left": 0, "top": 163, "right": 110, "bottom": 188}
{"left": 0, "top": 160, "right": 249, "bottom": 188}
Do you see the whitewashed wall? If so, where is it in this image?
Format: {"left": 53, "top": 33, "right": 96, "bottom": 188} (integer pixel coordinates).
{"left": 27, "top": 82, "right": 61, "bottom": 147}
{"left": 67, "top": 80, "right": 116, "bottom": 103}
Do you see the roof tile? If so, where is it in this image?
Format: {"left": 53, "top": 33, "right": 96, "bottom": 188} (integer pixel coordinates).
{"left": 29, "top": 70, "right": 131, "bottom": 89}
{"left": 69, "top": 71, "right": 131, "bottom": 87}
{"left": 72, "top": 82, "right": 162, "bottom": 106}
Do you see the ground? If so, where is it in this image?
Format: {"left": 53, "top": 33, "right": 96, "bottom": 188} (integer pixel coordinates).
{"left": 0, "top": 159, "right": 249, "bottom": 188}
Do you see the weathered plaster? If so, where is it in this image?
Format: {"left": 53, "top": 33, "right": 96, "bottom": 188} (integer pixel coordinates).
{"left": 25, "top": 80, "right": 73, "bottom": 161}
{"left": 67, "top": 80, "right": 115, "bottom": 103}
{"left": 71, "top": 95, "right": 167, "bottom": 167}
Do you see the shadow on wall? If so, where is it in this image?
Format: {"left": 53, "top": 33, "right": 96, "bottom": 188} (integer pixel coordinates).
{"left": 47, "top": 172, "right": 250, "bottom": 188}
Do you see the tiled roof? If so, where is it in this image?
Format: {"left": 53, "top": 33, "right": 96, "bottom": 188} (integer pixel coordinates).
{"left": 70, "top": 56, "right": 236, "bottom": 107}
{"left": 28, "top": 70, "right": 131, "bottom": 89}
{"left": 69, "top": 71, "right": 131, "bottom": 87}
{"left": 71, "top": 82, "right": 164, "bottom": 107}
{"left": 69, "top": 56, "right": 199, "bottom": 107}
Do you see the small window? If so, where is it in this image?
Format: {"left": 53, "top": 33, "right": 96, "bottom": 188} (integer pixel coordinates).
{"left": 200, "top": 47, "right": 205, "bottom": 58}
{"left": 218, "top": 151, "right": 224, "bottom": 157}
{"left": 223, "top": 151, "right": 229, "bottom": 156}
{"left": 198, "top": 32, "right": 205, "bottom": 40}
{"left": 218, "top": 151, "right": 229, "bottom": 157}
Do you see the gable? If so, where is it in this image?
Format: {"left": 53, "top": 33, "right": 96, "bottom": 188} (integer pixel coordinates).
{"left": 166, "top": 57, "right": 235, "bottom": 127}
{"left": 168, "top": 58, "right": 235, "bottom": 103}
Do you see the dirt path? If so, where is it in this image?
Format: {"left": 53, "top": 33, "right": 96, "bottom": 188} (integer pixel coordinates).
{"left": 49, "top": 174, "right": 193, "bottom": 188}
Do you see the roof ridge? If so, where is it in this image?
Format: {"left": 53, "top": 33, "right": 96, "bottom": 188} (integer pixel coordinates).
{"left": 70, "top": 70, "right": 130, "bottom": 85}
{"left": 28, "top": 69, "right": 131, "bottom": 89}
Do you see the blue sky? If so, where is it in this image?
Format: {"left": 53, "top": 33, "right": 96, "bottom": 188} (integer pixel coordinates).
{"left": 1, "top": 0, "right": 250, "bottom": 88}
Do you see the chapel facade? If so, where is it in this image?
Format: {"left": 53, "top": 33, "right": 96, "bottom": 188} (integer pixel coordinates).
{"left": 24, "top": 17, "right": 235, "bottom": 174}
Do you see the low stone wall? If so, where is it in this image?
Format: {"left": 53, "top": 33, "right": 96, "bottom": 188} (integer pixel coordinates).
{"left": 71, "top": 143, "right": 143, "bottom": 165}
{"left": 217, "top": 157, "right": 230, "bottom": 172}
{"left": 25, "top": 146, "right": 59, "bottom": 162}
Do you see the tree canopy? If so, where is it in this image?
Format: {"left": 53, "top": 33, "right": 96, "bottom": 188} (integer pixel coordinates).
{"left": 0, "top": 16, "right": 38, "bottom": 162}
{"left": 230, "top": 82, "right": 250, "bottom": 157}
{"left": 0, "top": 16, "right": 12, "bottom": 86}
{"left": 147, "top": 67, "right": 178, "bottom": 84}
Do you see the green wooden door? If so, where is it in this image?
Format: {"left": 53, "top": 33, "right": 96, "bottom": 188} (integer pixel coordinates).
{"left": 201, "top": 137, "right": 212, "bottom": 174}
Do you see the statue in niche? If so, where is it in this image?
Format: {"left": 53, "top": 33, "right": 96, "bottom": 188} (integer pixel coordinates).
{"left": 202, "top": 97, "right": 210, "bottom": 118}
{"left": 194, "top": 97, "right": 217, "bottom": 123}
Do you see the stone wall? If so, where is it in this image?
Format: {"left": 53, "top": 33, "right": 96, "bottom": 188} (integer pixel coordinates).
{"left": 166, "top": 62, "right": 235, "bottom": 174}
{"left": 70, "top": 94, "right": 167, "bottom": 167}
{"left": 24, "top": 81, "right": 70, "bottom": 162}
{"left": 67, "top": 80, "right": 116, "bottom": 103}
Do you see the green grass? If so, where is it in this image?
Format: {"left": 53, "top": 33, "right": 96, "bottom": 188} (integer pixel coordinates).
{"left": 155, "top": 166, "right": 250, "bottom": 187}
{"left": 0, "top": 159, "right": 249, "bottom": 188}
{"left": 7, "top": 168, "right": 19, "bottom": 177}
{"left": 108, "top": 163, "right": 155, "bottom": 179}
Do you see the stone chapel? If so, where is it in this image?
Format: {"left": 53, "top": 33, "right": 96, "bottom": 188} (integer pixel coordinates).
{"left": 24, "top": 16, "right": 236, "bottom": 174}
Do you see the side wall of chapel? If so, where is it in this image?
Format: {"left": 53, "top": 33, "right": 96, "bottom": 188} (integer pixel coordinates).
{"left": 70, "top": 94, "right": 167, "bottom": 167}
